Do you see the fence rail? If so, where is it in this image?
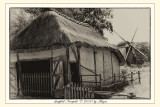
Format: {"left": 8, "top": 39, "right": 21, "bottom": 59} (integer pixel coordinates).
{"left": 81, "top": 74, "right": 102, "bottom": 87}
{"left": 102, "top": 71, "right": 141, "bottom": 89}
{"left": 103, "top": 71, "right": 141, "bottom": 83}
{"left": 122, "top": 71, "right": 141, "bottom": 85}
{"left": 80, "top": 65, "right": 102, "bottom": 86}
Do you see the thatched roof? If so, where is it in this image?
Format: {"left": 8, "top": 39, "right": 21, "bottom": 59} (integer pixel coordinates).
{"left": 10, "top": 10, "right": 117, "bottom": 50}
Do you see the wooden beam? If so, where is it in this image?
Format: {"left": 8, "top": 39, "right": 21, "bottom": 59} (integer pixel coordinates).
{"left": 80, "top": 65, "right": 97, "bottom": 75}
{"left": 53, "top": 61, "right": 60, "bottom": 74}
{"left": 103, "top": 50, "right": 105, "bottom": 84}
{"left": 77, "top": 45, "right": 81, "bottom": 84}
{"left": 50, "top": 50, "right": 53, "bottom": 98}
{"left": 93, "top": 49, "right": 97, "bottom": 86}
{"left": 71, "top": 46, "right": 78, "bottom": 61}
{"left": 16, "top": 53, "right": 22, "bottom": 96}
{"left": 111, "top": 52, "right": 114, "bottom": 83}
{"left": 66, "top": 46, "right": 69, "bottom": 85}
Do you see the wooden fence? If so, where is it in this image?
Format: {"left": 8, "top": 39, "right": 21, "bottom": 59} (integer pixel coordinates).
{"left": 64, "top": 83, "right": 94, "bottom": 99}
{"left": 81, "top": 74, "right": 102, "bottom": 87}
{"left": 121, "top": 71, "right": 141, "bottom": 85}
{"left": 102, "top": 71, "right": 141, "bottom": 89}
{"left": 21, "top": 72, "right": 51, "bottom": 97}
{"left": 80, "top": 65, "right": 102, "bottom": 87}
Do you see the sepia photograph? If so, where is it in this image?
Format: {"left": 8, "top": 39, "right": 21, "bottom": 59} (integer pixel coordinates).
{"left": 7, "top": 4, "right": 153, "bottom": 103}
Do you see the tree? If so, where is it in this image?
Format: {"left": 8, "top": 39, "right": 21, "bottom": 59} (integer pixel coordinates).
{"left": 130, "top": 42, "right": 150, "bottom": 66}
{"left": 10, "top": 8, "right": 35, "bottom": 40}
{"left": 66, "top": 8, "right": 113, "bottom": 34}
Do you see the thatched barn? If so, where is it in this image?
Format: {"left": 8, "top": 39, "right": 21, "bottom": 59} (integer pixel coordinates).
{"left": 9, "top": 10, "right": 125, "bottom": 99}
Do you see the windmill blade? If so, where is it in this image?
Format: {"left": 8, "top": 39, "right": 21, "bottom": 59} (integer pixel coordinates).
{"left": 130, "top": 44, "right": 148, "bottom": 59}
{"left": 113, "top": 30, "right": 127, "bottom": 42}
{"left": 131, "top": 28, "right": 138, "bottom": 43}
{"left": 125, "top": 45, "right": 132, "bottom": 60}
{"left": 125, "top": 28, "right": 138, "bottom": 60}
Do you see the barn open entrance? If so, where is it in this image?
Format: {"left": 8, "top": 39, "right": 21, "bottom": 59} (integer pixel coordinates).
{"left": 70, "top": 62, "right": 80, "bottom": 83}
{"left": 20, "top": 59, "right": 51, "bottom": 98}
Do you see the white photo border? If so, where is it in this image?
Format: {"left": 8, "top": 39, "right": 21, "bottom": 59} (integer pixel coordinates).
{"left": 5, "top": 3, "right": 155, "bottom": 104}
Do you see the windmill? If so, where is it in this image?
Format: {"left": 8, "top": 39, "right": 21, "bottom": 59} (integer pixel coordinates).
{"left": 114, "top": 28, "right": 148, "bottom": 64}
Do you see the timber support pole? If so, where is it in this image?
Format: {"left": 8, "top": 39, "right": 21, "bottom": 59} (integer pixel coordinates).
{"left": 131, "top": 72, "right": 133, "bottom": 85}
{"left": 93, "top": 49, "right": 97, "bottom": 86}
{"left": 16, "top": 53, "right": 22, "bottom": 97}
{"left": 66, "top": 46, "right": 69, "bottom": 85}
{"left": 76, "top": 44, "right": 81, "bottom": 85}
{"left": 138, "top": 71, "right": 141, "bottom": 84}
{"left": 50, "top": 50, "right": 54, "bottom": 98}
{"left": 111, "top": 52, "right": 114, "bottom": 83}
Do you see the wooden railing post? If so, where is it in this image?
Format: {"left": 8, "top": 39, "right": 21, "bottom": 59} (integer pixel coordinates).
{"left": 131, "top": 72, "right": 133, "bottom": 85}
{"left": 93, "top": 50, "right": 97, "bottom": 86}
{"left": 80, "top": 75, "right": 82, "bottom": 85}
{"left": 77, "top": 84, "right": 79, "bottom": 99}
{"left": 114, "top": 73, "right": 116, "bottom": 83}
{"left": 80, "top": 84, "right": 82, "bottom": 99}
{"left": 71, "top": 84, "right": 73, "bottom": 99}
{"left": 138, "top": 71, "right": 141, "bottom": 84}
{"left": 99, "top": 74, "right": 102, "bottom": 90}
{"left": 64, "top": 86, "right": 67, "bottom": 99}
{"left": 123, "top": 74, "right": 126, "bottom": 84}
{"left": 87, "top": 87, "right": 90, "bottom": 99}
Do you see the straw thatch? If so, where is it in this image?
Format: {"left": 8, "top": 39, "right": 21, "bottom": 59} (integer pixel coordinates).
{"left": 10, "top": 11, "right": 117, "bottom": 50}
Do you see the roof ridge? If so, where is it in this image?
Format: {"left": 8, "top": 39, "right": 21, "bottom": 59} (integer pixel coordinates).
{"left": 50, "top": 9, "right": 90, "bottom": 27}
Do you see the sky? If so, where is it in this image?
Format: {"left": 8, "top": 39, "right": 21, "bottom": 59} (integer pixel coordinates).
{"left": 104, "top": 8, "right": 150, "bottom": 45}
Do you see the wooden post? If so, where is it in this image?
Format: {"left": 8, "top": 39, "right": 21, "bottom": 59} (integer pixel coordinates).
{"left": 80, "top": 84, "right": 82, "bottom": 99}
{"left": 85, "top": 87, "right": 87, "bottom": 99}
{"left": 123, "top": 74, "right": 126, "bottom": 84}
{"left": 28, "top": 73, "right": 30, "bottom": 95}
{"left": 99, "top": 74, "right": 102, "bottom": 90}
{"left": 71, "top": 84, "right": 74, "bottom": 99}
{"left": 111, "top": 52, "right": 114, "bottom": 83}
{"left": 138, "top": 71, "right": 141, "bottom": 84}
{"left": 16, "top": 53, "right": 23, "bottom": 97}
{"left": 82, "top": 87, "right": 85, "bottom": 99}
{"left": 90, "top": 88, "right": 93, "bottom": 99}
{"left": 93, "top": 50, "right": 97, "bottom": 86}
{"left": 68, "top": 86, "right": 70, "bottom": 99}
{"left": 103, "top": 50, "right": 105, "bottom": 85}
{"left": 77, "top": 84, "right": 79, "bottom": 99}
{"left": 64, "top": 86, "right": 66, "bottom": 99}
{"left": 50, "top": 58, "right": 54, "bottom": 98}
{"left": 91, "top": 89, "right": 95, "bottom": 99}
{"left": 114, "top": 73, "right": 116, "bottom": 83}
{"left": 131, "top": 72, "right": 133, "bottom": 85}
{"left": 66, "top": 47, "right": 69, "bottom": 85}
{"left": 80, "top": 75, "right": 82, "bottom": 85}
{"left": 74, "top": 83, "right": 76, "bottom": 99}
{"left": 114, "top": 73, "right": 118, "bottom": 90}
{"left": 77, "top": 45, "right": 81, "bottom": 84}
{"left": 87, "top": 87, "right": 90, "bottom": 99}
